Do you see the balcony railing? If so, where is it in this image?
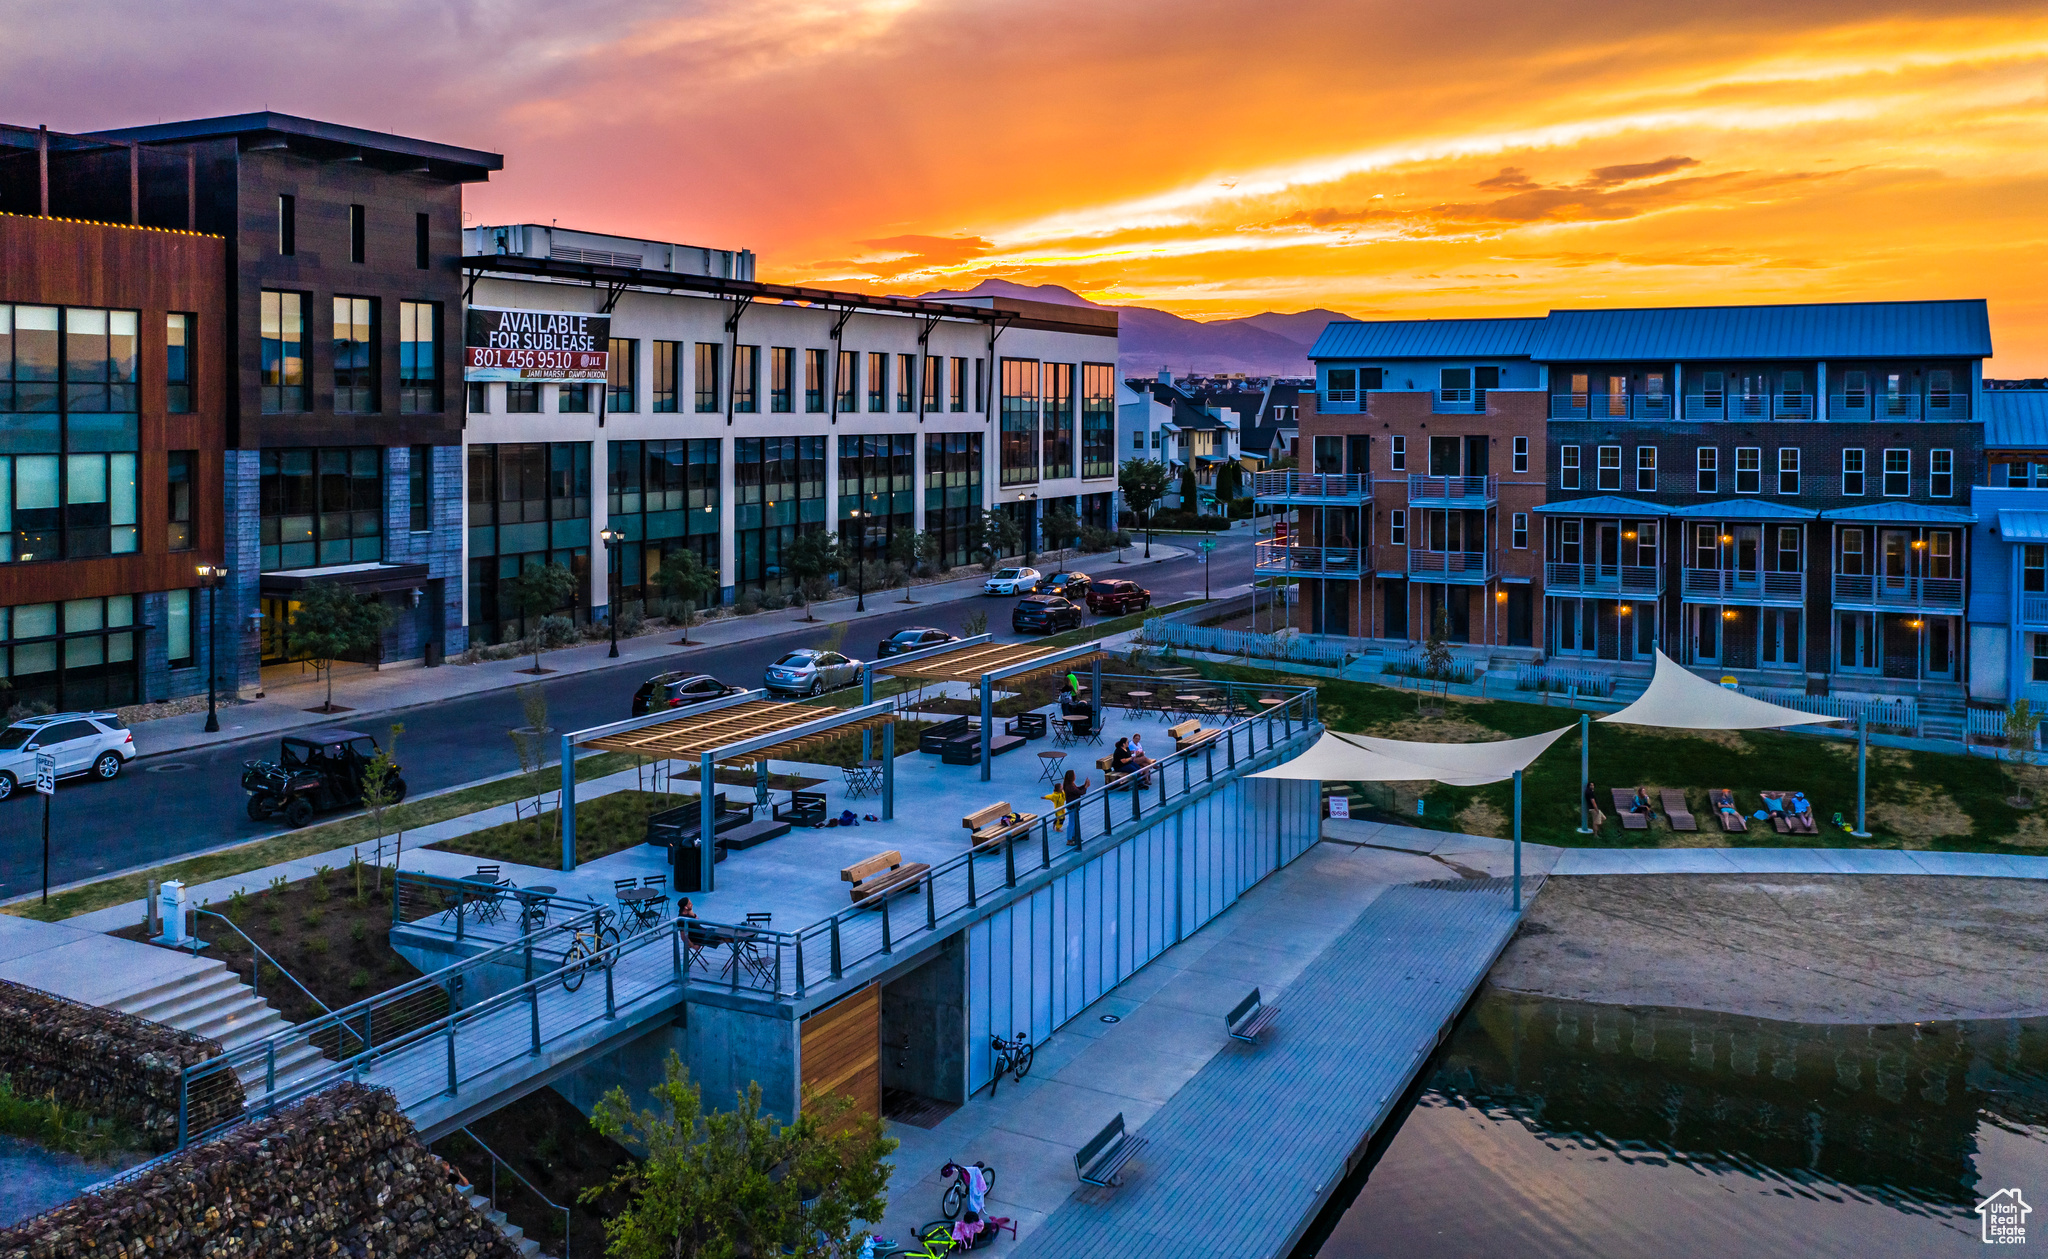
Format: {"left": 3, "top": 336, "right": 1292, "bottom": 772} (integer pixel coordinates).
{"left": 1680, "top": 568, "right": 1805, "bottom": 602}
{"left": 2024, "top": 593, "right": 2048, "bottom": 626}
{"left": 1827, "top": 393, "right": 1969, "bottom": 422}
{"left": 1409, "top": 549, "right": 1493, "bottom": 581}
{"left": 1252, "top": 470, "right": 1369, "bottom": 501}
{"left": 1254, "top": 540, "right": 1364, "bottom": 576}
{"left": 1549, "top": 394, "right": 1674, "bottom": 421}
{"left": 1682, "top": 393, "right": 1813, "bottom": 421}
{"left": 1433, "top": 388, "right": 1487, "bottom": 414}
{"left": 1544, "top": 562, "right": 1662, "bottom": 595}
{"left": 1831, "top": 573, "right": 1965, "bottom": 610}
{"left": 1407, "top": 474, "right": 1497, "bottom": 504}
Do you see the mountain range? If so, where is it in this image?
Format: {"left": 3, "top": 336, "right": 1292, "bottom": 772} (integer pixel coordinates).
{"left": 916, "top": 279, "right": 1345, "bottom": 379}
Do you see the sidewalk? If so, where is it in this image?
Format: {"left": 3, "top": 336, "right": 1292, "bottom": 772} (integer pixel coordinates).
{"left": 130, "top": 546, "right": 1188, "bottom": 760}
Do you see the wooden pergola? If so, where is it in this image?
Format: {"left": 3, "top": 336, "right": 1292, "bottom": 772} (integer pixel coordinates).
{"left": 878, "top": 640, "right": 1107, "bottom": 781}
{"left": 561, "top": 692, "right": 898, "bottom": 889}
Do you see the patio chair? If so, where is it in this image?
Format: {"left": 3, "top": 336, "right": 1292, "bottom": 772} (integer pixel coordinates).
{"left": 1709, "top": 788, "right": 1747, "bottom": 833}
{"left": 1610, "top": 788, "right": 1651, "bottom": 831}
{"left": 1659, "top": 789, "right": 1697, "bottom": 832}
{"left": 732, "top": 912, "right": 776, "bottom": 984}
{"left": 1051, "top": 716, "right": 1078, "bottom": 747}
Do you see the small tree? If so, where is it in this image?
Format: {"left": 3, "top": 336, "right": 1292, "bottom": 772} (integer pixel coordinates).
{"left": 1042, "top": 503, "right": 1080, "bottom": 575}
{"left": 787, "top": 531, "right": 843, "bottom": 621}
{"left": 911, "top": 529, "right": 942, "bottom": 575}
{"left": 2007, "top": 698, "right": 2042, "bottom": 804}
{"left": 970, "top": 509, "right": 1022, "bottom": 573}
{"left": 1422, "top": 608, "right": 1455, "bottom": 712}
{"left": 360, "top": 723, "right": 404, "bottom": 891}
{"left": 1118, "top": 457, "right": 1171, "bottom": 558}
{"left": 586, "top": 1052, "right": 895, "bottom": 1259}
{"left": 1178, "top": 462, "right": 1201, "bottom": 516}
{"left": 505, "top": 562, "right": 578, "bottom": 673}
{"left": 290, "top": 581, "right": 395, "bottom": 712}
{"left": 961, "top": 610, "right": 988, "bottom": 638}
{"left": 1215, "top": 460, "right": 1243, "bottom": 505}
{"left": 654, "top": 549, "right": 719, "bottom": 645}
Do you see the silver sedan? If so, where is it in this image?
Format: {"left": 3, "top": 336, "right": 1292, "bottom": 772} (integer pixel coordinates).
{"left": 764, "top": 648, "right": 864, "bottom": 697}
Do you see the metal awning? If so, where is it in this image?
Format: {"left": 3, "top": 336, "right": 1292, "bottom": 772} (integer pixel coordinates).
{"left": 1670, "top": 501, "right": 1817, "bottom": 521}
{"left": 1999, "top": 509, "right": 2048, "bottom": 541}
{"left": 1819, "top": 502, "right": 1977, "bottom": 526}
{"left": 260, "top": 561, "right": 430, "bottom": 594}
{"left": 881, "top": 642, "right": 1103, "bottom": 685}
{"left": 1530, "top": 496, "right": 1670, "bottom": 517}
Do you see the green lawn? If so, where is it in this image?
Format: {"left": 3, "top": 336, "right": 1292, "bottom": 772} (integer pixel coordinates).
{"left": 428, "top": 788, "right": 681, "bottom": 870}
{"left": 1202, "top": 664, "right": 2048, "bottom": 855}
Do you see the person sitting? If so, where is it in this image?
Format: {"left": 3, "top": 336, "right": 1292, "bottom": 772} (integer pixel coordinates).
{"left": 677, "top": 898, "right": 698, "bottom": 920}
{"left": 1631, "top": 788, "right": 1651, "bottom": 815}
{"left": 1111, "top": 738, "right": 1153, "bottom": 788}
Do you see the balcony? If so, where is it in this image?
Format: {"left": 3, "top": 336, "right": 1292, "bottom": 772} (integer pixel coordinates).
{"left": 1544, "top": 562, "right": 1662, "bottom": 597}
{"left": 1549, "top": 394, "right": 1675, "bottom": 421}
{"left": 1406, "top": 474, "right": 1497, "bottom": 507}
{"left": 1827, "top": 393, "right": 1971, "bottom": 422}
{"left": 1254, "top": 540, "right": 1365, "bottom": 577}
{"left": 1680, "top": 568, "right": 1805, "bottom": 605}
{"left": 1831, "top": 573, "right": 1965, "bottom": 611}
{"left": 1409, "top": 549, "right": 1494, "bottom": 583}
{"left": 1252, "top": 471, "right": 1370, "bottom": 503}
{"left": 2024, "top": 594, "right": 2048, "bottom": 626}
{"left": 1433, "top": 388, "right": 1489, "bottom": 414}
{"left": 1682, "top": 393, "right": 1813, "bottom": 421}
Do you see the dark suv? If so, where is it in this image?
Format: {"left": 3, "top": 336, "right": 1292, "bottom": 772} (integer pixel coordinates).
{"left": 1087, "top": 579, "right": 1152, "bottom": 615}
{"left": 1013, "top": 595, "right": 1084, "bottom": 635}
{"left": 633, "top": 672, "right": 745, "bottom": 715}
{"left": 1042, "top": 571, "right": 1092, "bottom": 602}
{"left": 877, "top": 627, "right": 958, "bottom": 658}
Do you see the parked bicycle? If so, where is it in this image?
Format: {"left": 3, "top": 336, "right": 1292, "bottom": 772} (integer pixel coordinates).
{"left": 939, "top": 1160, "right": 997, "bottom": 1220}
{"left": 558, "top": 908, "right": 622, "bottom": 993}
{"left": 884, "top": 1218, "right": 1006, "bottom": 1256}
{"left": 984, "top": 1031, "right": 1034, "bottom": 1097}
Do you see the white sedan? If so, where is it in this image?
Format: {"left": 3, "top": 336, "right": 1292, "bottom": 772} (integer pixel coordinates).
{"left": 983, "top": 566, "right": 1043, "bottom": 596}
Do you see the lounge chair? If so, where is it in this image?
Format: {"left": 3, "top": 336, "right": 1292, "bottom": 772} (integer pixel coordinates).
{"left": 1760, "top": 791, "right": 1819, "bottom": 835}
{"left": 1610, "top": 787, "right": 1651, "bottom": 831}
{"left": 1709, "top": 788, "right": 1747, "bottom": 833}
{"left": 1659, "top": 789, "right": 1697, "bottom": 832}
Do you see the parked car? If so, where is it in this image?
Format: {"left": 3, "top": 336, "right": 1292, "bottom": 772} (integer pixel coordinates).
{"left": 242, "top": 728, "right": 400, "bottom": 828}
{"left": 1087, "top": 579, "right": 1153, "bottom": 615}
{"left": 0, "top": 712, "right": 134, "bottom": 800}
{"left": 632, "top": 671, "right": 745, "bottom": 715}
{"left": 877, "top": 627, "right": 958, "bottom": 658}
{"left": 765, "top": 648, "right": 863, "bottom": 697}
{"left": 982, "top": 566, "right": 1042, "bottom": 596}
{"left": 1042, "top": 571, "right": 1092, "bottom": 602}
{"left": 1013, "top": 595, "right": 1085, "bottom": 635}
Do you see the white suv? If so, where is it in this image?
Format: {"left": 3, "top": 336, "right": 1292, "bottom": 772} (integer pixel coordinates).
{"left": 0, "top": 712, "right": 135, "bottom": 800}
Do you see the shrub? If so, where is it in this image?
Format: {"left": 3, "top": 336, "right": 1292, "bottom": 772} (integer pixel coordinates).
{"left": 349, "top": 921, "right": 367, "bottom": 943}
{"left": 760, "top": 593, "right": 788, "bottom": 611}
{"left": 348, "top": 969, "right": 370, "bottom": 990}
{"left": 735, "top": 592, "right": 762, "bottom": 616}
{"left": 615, "top": 605, "right": 646, "bottom": 637}
{"left": 537, "top": 614, "right": 578, "bottom": 648}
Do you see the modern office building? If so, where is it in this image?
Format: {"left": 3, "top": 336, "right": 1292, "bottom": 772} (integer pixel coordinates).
{"left": 1966, "top": 390, "right": 2048, "bottom": 707}
{"left": 460, "top": 228, "right": 1119, "bottom": 640}
{"left": 1270, "top": 299, "right": 1990, "bottom": 710}
{"left": 0, "top": 123, "right": 229, "bottom": 711}
{"left": 88, "top": 113, "right": 503, "bottom": 673}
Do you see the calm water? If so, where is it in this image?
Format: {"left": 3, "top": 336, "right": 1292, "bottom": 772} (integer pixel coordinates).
{"left": 0, "top": 1134, "right": 144, "bottom": 1227}
{"left": 1309, "top": 989, "right": 2048, "bottom": 1258}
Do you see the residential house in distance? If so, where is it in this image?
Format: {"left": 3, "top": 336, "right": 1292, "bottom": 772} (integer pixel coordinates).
{"left": 1965, "top": 389, "right": 2048, "bottom": 712}
{"left": 1117, "top": 371, "right": 1251, "bottom": 515}
{"left": 1241, "top": 380, "right": 1307, "bottom": 469}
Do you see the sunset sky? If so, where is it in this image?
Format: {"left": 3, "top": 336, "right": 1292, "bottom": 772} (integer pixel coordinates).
{"left": 9, "top": 0, "right": 2048, "bottom": 370}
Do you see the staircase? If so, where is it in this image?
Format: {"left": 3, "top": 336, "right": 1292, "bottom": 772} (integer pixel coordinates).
{"left": 1919, "top": 692, "right": 1966, "bottom": 743}
{"left": 459, "top": 1187, "right": 545, "bottom": 1258}
{"left": 106, "top": 961, "right": 328, "bottom": 1097}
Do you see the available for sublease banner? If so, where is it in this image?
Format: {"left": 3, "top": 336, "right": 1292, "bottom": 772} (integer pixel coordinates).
{"left": 464, "top": 307, "right": 610, "bottom": 381}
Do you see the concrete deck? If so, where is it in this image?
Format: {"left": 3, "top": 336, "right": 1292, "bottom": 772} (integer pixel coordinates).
{"left": 0, "top": 912, "right": 218, "bottom": 1006}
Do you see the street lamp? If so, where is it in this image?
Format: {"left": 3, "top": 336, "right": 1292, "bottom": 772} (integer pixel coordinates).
{"left": 599, "top": 529, "right": 624, "bottom": 658}
{"left": 846, "top": 511, "right": 868, "bottom": 611}
{"left": 196, "top": 564, "right": 228, "bottom": 733}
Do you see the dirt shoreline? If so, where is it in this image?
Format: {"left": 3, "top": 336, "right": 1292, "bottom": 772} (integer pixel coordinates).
{"left": 1493, "top": 874, "right": 2048, "bottom": 1024}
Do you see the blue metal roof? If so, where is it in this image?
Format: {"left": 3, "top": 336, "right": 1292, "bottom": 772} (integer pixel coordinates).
{"left": 1530, "top": 496, "right": 1670, "bottom": 517}
{"left": 1309, "top": 318, "right": 1542, "bottom": 361}
{"left": 1984, "top": 391, "right": 2048, "bottom": 449}
{"left": 1819, "top": 502, "right": 1977, "bottom": 525}
{"left": 1527, "top": 299, "right": 1990, "bottom": 362}
{"left": 1997, "top": 509, "right": 2048, "bottom": 541}
{"left": 1671, "top": 500, "right": 1818, "bottom": 520}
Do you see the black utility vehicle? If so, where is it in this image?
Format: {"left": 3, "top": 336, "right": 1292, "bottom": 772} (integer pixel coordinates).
{"left": 632, "top": 671, "right": 745, "bottom": 715}
{"left": 1013, "top": 595, "right": 1085, "bottom": 635}
{"left": 242, "top": 728, "right": 402, "bottom": 827}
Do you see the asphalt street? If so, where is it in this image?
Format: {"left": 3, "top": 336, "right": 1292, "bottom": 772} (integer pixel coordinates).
{"left": 0, "top": 533, "right": 1252, "bottom": 898}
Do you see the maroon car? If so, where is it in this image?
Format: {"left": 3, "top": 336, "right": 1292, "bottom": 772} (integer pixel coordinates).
{"left": 1087, "top": 580, "right": 1152, "bottom": 615}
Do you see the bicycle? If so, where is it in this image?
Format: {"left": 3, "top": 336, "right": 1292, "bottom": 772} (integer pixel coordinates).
{"left": 939, "top": 1160, "right": 997, "bottom": 1221}
{"left": 984, "top": 1031, "right": 1033, "bottom": 1097}
{"left": 884, "top": 1218, "right": 1007, "bottom": 1256}
{"left": 558, "top": 908, "right": 622, "bottom": 993}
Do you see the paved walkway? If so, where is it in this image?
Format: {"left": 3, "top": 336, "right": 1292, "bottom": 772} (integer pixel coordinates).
{"left": 130, "top": 547, "right": 1189, "bottom": 759}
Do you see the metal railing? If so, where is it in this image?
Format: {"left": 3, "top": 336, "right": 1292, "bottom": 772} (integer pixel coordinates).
{"left": 1830, "top": 573, "right": 1965, "bottom": 609}
{"left": 1746, "top": 688, "right": 1917, "bottom": 736}
{"left": 1136, "top": 618, "right": 1355, "bottom": 667}
{"left": 1828, "top": 393, "right": 1968, "bottom": 421}
{"left": 1408, "top": 549, "right": 1492, "bottom": 579}
{"left": 1543, "top": 562, "right": 1662, "bottom": 595}
{"left": 188, "top": 908, "right": 334, "bottom": 1017}
{"left": 1548, "top": 393, "right": 1673, "bottom": 421}
{"left": 1254, "top": 540, "right": 1364, "bottom": 575}
{"left": 1406, "top": 474, "right": 1496, "bottom": 503}
{"left": 1251, "top": 470, "right": 1368, "bottom": 499}
{"left": 457, "top": 1125, "right": 572, "bottom": 1259}
{"left": 1680, "top": 568, "right": 1805, "bottom": 601}
{"left": 1433, "top": 388, "right": 1487, "bottom": 413}
{"left": 2024, "top": 594, "right": 2048, "bottom": 626}
{"left": 1682, "top": 393, "right": 1813, "bottom": 421}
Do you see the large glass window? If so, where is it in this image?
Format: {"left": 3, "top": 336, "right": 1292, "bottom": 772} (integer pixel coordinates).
{"left": 868, "top": 352, "right": 888, "bottom": 412}
{"left": 734, "top": 345, "right": 759, "bottom": 414}
{"left": 771, "top": 347, "right": 793, "bottom": 413}
{"left": 261, "top": 291, "right": 307, "bottom": 413}
{"left": 1000, "top": 358, "right": 1040, "bottom": 485}
{"left": 0, "top": 304, "right": 140, "bottom": 563}
{"left": 0, "top": 596, "right": 138, "bottom": 711}
{"left": 331, "top": 298, "right": 376, "bottom": 413}
{"left": 506, "top": 382, "right": 540, "bottom": 413}
{"left": 409, "top": 445, "right": 431, "bottom": 533}
{"left": 168, "top": 450, "right": 194, "bottom": 550}
{"left": 398, "top": 300, "right": 439, "bottom": 413}
{"left": 1843, "top": 448, "right": 1866, "bottom": 496}
{"left": 259, "top": 447, "right": 381, "bottom": 570}
{"left": 1931, "top": 448, "right": 1954, "bottom": 498}
{"left": 1082, "top": 363, "right": 1115, "bottom": 479}
{"left": 839, "top": 433, "right": 916, "bottom": 560}
{"left": 605, "top": 337, "right": 636, "bottom": 413}
{"left": 166, "top": 588, "right": 192, "bottom": 668}
{"left": 465, "top": 442, "right": 592, "bottom": 645}
{"left": 653, "top": 341, "right": 679, "bottom": 413}
{"left": 923, "top": 355, "right": 941, "bottom": 413}
{"left": 804, "top": 348, "right": 825, "bottom": 413}
{"left": 923, "top": 431, "right": 984, "bottom": 569}
{"left": 606, "top": 438, "right": 719, "bottom": 600}
{"left": 695, "top": 342, "right": 720, "bottom": 413}
{"left": 1043, "top": 363, "right": 1075, "bottom": 480}
{"left": 951, "top": 357, "right": 967, "bottom": 412}
{"left": 1735, "top": 446, "right": 1761, "bottom": 494}
{"left": 166, "top": 313, "right": 194, "bottom": 413}
{"left": 837, "top": 350, "right": 858, "bottom": 413}
{"left": 734, "top": 435, "right": 826, "bottom": 594}
{"left": 1883, "top": 448, "right": 1910, "bottom": 497}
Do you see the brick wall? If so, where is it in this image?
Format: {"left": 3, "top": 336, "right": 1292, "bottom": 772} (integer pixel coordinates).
{"left": 0, "top": 979, "right": 243, "bottom": 1151}
{"left": 0, "top": 1083, "right": 519, "bottom": 1259}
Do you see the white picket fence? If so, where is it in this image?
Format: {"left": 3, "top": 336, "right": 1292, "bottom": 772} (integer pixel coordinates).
{"left": 1380, "top": 648, "right": 1481, "bottom": 685}
{"left": 1746, "top": 688, "right": 1919, "bottom": 736}
{"left": 1967, "top": 707, "right": 2047, "bottom": 750}
{"left": 1136, "top": 618, "right": 1355, "bottom": 668}
{"left": 1509, "top": 664, "right": 1616, "bottom": 698}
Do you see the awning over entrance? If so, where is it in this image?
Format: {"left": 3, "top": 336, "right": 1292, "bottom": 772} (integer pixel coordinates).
{"left": 1530, "top": 496, "right": 1671, "bottom": 516}
{"left": 1670, "top": 501, "right": 1817, "bottom": 521}
{"left": 1998, "top": 509, "right": 2048, "bottom": 541}
{"left": 1819, "top": 502, "right": 1977, "bottom": 526}
{"left": 260, "top": 561, "right": 430, "bottom": 595}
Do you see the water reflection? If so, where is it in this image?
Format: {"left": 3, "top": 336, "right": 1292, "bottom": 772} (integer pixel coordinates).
{"left": 1314, "top": 989, "right": 2048, "bottom": 1258}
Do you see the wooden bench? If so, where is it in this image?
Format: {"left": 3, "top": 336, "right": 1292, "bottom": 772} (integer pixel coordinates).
{"left": 841, "top": 850, "right": 930, "bottom": 906}
{"left": 1226, "top": 988, "right": 1279, "bottom": 1043}
{"left": 773, "top": 790, "right": 827, "bottom": 828}
{"left": 1167, "top": 718, "right": 1221, "bottom": 752}
{"left": 963, "top": 802, "right": 1038, "bottom": 851}
{"left": 1074, "top": 1112, "right": 1147, "bottom": 1188}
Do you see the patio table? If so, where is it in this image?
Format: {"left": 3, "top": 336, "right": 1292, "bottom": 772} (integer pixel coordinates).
{"left": 618, "top": 886, "right": 667, "bottom": 933}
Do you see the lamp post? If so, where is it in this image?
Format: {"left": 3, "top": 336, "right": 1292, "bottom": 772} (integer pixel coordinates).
{"left": 196, "top": 564, "right": 228, "bottom": 733}
{"left": 847, "top": 511, "right": 868, "bottom": 611}
{"left": 599, "top": 529, "right": 624, "bottom": 658}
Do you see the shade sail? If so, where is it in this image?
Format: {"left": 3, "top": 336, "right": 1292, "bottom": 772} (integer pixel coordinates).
{"left": 1599, "top": 649, "right": 1840, "bottom": 730}
{"left": 1253, "top": 725, "right": 1572, "bottom": 785}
